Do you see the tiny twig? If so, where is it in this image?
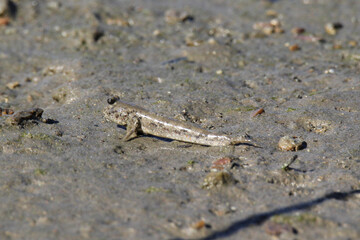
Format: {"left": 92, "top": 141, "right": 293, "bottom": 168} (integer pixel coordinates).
{"left": 282, "top": 155, "right": 298, "bottom": 171}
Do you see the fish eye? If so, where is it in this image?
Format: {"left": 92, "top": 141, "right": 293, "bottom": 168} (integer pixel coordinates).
{"left": 107, "top": 96, "right": 118, "bottom": 105}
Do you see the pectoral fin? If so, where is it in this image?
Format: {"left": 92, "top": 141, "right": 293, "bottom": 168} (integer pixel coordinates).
{"left": 122, "top": 116, "right": 141, "bottom": 141}
{"left": 230, "top": 133, "right": 260, "bottom": 147}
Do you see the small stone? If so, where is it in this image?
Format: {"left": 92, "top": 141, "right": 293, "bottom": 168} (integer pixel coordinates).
{"left": 47, "top": 1, "right": 61, "bottom": 10}
{"left": 266, "top": 9, "right": 278, "bottom": 17}
{"left": 325, "top": 23, "right": 336, "bottom": 35}
{"left": 252, "top": 108, "right": 264, "bottom": 117}
{"left": 291, "top": 27, "right": 305, "bottom": 36}
{"left": 164, "top": 9, "right": 195, "bottom": 24}
{"left": 348, "top": 40, "right": 357, "bottom": 47}
{"left": 324, "top": 68, "right": 335, "bottom": 74}
{"left": 278, "top": 136, "right": 304, "bottom": 151}
{"left": 253, "top": 19, "right": 284, "bottom": 36}
{"left": 79, "top": 225, "right": 92, "bottom": 239}
{"left": 0, "top": 0, "right": 7, "bottom": 15}
{"left": 0, "top": 16, "right": 9, "bottom": 25}
{"left": 211, "top": 157, "right": 232, "bottom": 171}
{"left": 27, "top": 94, "right": 33, "bottom": 102}
{"left": 36, "top": 216, "right": 49, "bottom": 225}
{"left": 152, "top": 29, "right": 161, "bottom": 36}
{"left": 324, "top": 22, "right": 342, "bottom": 35}
{"left": 106, "top": 15, "right": 133, "bottom": 26}
{"left": 179, "top": 12, "right": 194, "bottom": 23}
{"left": 332, "top": 43, "right": 342, "bottom": 49}
{"left": 185, "top": 38, "right": 201, "bottom": 46}
{"left": 6, "top": 81, "right": 20, "bottom": 89}
{"left": 238, "top": 60, "right": 246, "bottom": 67}
{"left": 288, "top": 44, "right": 300, "bottom": 51}
{"left": 192, "top": 220, "right": 205, "bottom": 230}
{"left": 207, "top": 37, "right": 216, "bottom": 45}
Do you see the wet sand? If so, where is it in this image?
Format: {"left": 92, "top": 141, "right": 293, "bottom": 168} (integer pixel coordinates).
{"left": 0, "top": 0, "right": 359, "bottom": 239}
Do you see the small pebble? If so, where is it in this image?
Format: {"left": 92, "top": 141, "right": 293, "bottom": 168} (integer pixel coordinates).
{"left": 6, "top": 81, "right": 20, "bottom": 89}
{"left": 106, "top": 17, "right": 132, "bottom": 27}
{"left": 324, "top": 68, "right": 335, "bottom": 74}
{"left": 266, "top": 9, "right": 278, "bottom": 17}
{"left": 164, "top": 9, "right": 178, "bottom": 24}
{"left": 27, "top": 94, "right": 33, "bottom": 102}
{"left": 332, "top": 43, "right": 342, "bottom": 49}
{"left": 278, "top": 136, "right": 304, "bottom": 151}
{"left": 47, "top": 1, "right": 61, "bottom": 10}
{"left": 211, "top": 157, "right": 232, "bottom": 171}
{"left": 0, "top": 0, "right": 7, "bottom": 15}
{"left": 253, "top": 19, "right": 284, "bottom": 35}
{"left": 185, "top": 38, "right": 201, "bottom": 46}
{"left": 325, "top": 22, "right": 343, "bottom": 35}
{"left": 207, "top": 37, "right": 216, "bottom": 45}
{"left": 288, "top": 44, "right": 300, "bottom": 51}
{"left": 348, "top": 40, "right": 357, "bottom": 47}
{"left": 152, "top": 29, "right": 160, "bottom": 36}
{"left": 164, "top": 9, "right": 194, "bottom": 24}
{"left": 252, "top": 108, "right": 264, "bottom": 117}
{"left": 291, "top": 27, "right": 305, "bottom": 36}
{"left": 192, "top": 220, "right": 205, "bottom": 230}
{"left": 0, "top": 17, "right": 9, "bottom": 26}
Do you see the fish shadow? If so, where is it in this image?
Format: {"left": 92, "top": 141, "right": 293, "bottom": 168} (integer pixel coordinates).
{"left": 170, "top": 189, "right": 360, "bottom": 240}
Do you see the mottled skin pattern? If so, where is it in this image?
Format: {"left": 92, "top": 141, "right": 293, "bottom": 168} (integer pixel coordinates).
{"left": 103, "top": 98, "right": 252, "bottom": 146}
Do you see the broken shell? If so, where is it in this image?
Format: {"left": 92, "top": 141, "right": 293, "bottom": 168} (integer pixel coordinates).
{"left": 6, "top": 81, "right": 20, "bottom": 89}
{"left": 278, "top": 136, "right": 305, "bottom": 151}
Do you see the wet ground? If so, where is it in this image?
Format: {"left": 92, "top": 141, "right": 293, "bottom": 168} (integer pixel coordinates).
{"left": 0, "top": 0, "right": 359, "bottom": 239}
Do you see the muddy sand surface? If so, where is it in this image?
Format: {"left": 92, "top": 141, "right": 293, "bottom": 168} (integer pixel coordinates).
{"left": 0, "top": 0, "right": 359, "bottom": 239}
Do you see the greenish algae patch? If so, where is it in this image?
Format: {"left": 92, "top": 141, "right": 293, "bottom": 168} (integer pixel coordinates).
{"left": 233, "top": 106, "right": 257, "bottom": 112}
{"left": 187, "top": 160, "right": 195, "bottom": 166}
{"left": 145, "top": 186, "right": 170, "bottom": 193}
{"left": 286, "top": 108, "right": 297, "bottom": 112}
{"left": 20, "top": 132, "right": 58, "bottom": 141}
{"left": 34, "top": 168, "right": 47, "bottom": 176}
